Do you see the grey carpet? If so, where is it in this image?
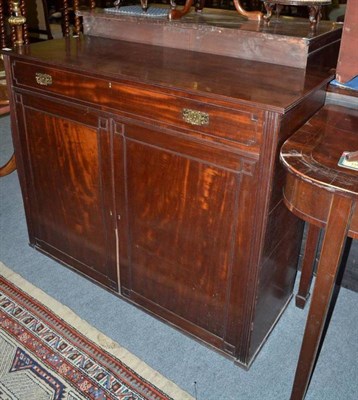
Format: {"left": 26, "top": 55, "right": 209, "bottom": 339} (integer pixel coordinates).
{"left": 1, "top": 114, "right": 357, "bottom": 399}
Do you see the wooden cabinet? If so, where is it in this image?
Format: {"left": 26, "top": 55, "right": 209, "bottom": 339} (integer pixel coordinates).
{"left": 3, "top": 36, "right": 336, "bottom": 367}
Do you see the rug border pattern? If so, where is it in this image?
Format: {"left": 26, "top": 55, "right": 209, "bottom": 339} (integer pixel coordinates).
{"left": 0, "top": 261, "right": 194, "bottom": 400}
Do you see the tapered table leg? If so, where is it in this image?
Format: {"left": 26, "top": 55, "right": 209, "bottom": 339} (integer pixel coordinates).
{"left": 296, "top": 223, "right": 320, "bottom": 309}
{"left": 290, "top": 195, "right": 354, "bottom": 400}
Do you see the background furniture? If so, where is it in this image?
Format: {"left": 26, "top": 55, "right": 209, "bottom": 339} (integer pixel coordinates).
{"left": 26, "top": 0, "right": 53, "bottom": 40}
{"left": 280, "top": 104, "right": 357, "bottom": 399}
{"left": 0, "top": 0, "right": 66, "bottom": 178}
{"left": 0, "top": 0, "right": 26, "bottom": 177}
{"left": 261, "top": 0, "right": 332, "bottom": 26}
{"left": 80, "top": 7, "right": 341, "bottom": 69}
{"left": 335, "top": 0, "right": 357, "bottom": 83}
{"left": 0, "top": 74, "right": 14, "bottom": 177}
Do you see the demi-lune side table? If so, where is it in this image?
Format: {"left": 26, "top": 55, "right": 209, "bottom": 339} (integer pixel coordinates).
{"left": 280, "top": 103, "right": 357, "bottom": 399}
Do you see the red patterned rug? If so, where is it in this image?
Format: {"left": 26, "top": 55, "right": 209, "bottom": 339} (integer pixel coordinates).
{"left": 0, "top": 262, "right": 193, "bottom": 400}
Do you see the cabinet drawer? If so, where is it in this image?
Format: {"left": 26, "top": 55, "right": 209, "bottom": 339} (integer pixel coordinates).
{"left": 110, "top": 83, "right": 263, "bottom": 149}
{"left": 12, "top": 60, "right": 263, "bottom": 149}
{"left": 12, "top": 60, "right": 109, "bottom": 104}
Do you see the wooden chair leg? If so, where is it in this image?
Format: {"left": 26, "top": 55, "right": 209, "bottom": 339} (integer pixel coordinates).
{"left": 0, "top": 153, "right": 16, "bottom": 177}
{"left": 296, "top": 224, "right": 321, "bottom": 309}
{"left": 290, "top": 195, "right": 353, "bottom": 400}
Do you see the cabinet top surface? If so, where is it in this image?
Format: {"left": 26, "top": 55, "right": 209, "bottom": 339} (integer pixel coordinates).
{"left": 4, "top": 36, "right": 333, "bottom": 112}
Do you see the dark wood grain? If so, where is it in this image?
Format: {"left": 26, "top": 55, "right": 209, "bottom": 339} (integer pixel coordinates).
{"left": 3, "top": 34, "right": 335, "bottom": 368}
{"left": 295, "top": 224, "right": 320, "bottom": 309}
{"left": 124, "top": 136, "right": 238, "bottom": 336}
{"left": 0, "top": 60, "right": 15, "bottom": 177}
{"left": 281, "top": 105, "right": 358, "bottom": 201}
{"left": 7, "top": 36, "right": 335, "bottom": 113}
{"left": 13, "top": 93, "right": 118, "bottom": 290}
{"left": 280, "top": 104, "right": 358, "bottom": 399}
{"left": 80, "top": 8, "right": 341, "bottom": 69}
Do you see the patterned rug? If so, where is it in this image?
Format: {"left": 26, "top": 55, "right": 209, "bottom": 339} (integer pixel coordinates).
{"left": 0, "top": 262, "right": 193, "bottom": 400}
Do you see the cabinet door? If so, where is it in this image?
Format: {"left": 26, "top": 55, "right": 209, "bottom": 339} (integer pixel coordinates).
{"left": 114, "top": 121, "right": 257, "bottom": 343}
{"left": 14, "top": 94, "right": 118, "bottom": 290}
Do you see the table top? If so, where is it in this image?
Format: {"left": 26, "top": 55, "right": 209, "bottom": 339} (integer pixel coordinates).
{"left": 280, "top": 104, "right": 358, "bottom": 196}
{"left": 1, "top": 35, "right": 334, "bottom": 114}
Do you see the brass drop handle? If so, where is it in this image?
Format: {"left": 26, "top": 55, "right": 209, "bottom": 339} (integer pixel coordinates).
{"left": 35, "top": 73, "right": 52, "bottom": 86}
{"left": 182, "top": 108, "right": 209, "bottom": 126}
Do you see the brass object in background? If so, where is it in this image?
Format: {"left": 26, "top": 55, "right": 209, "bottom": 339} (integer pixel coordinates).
{"left": 8, "top": 0, "right": 26, "bottom": 46}
{"left": 170, "top": 0, "right": 263, "bottom": 21}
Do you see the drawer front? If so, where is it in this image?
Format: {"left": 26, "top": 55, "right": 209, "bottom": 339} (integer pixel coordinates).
{"left": 110, "top": 83, "right": 263, "bottom": 150}
{"left": 12, "top": 60, "right": 263, "bottom": 150}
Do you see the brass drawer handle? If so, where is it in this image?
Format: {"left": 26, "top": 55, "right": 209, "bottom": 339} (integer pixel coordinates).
{"left": 35, "top": 72, "right": 52, "bottom": 86}
{"left": 182, "top": 108, "right": 209, "bottom": 126}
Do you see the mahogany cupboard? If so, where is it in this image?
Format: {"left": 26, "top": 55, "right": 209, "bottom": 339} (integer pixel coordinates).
{"left": 3, "top": 35, "right": 337, "bottom": 368}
